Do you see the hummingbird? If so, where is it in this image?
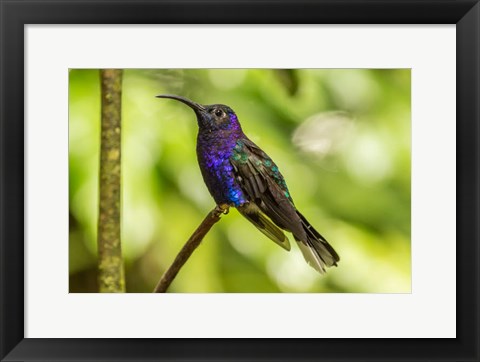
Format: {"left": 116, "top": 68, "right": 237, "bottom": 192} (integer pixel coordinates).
{"left": 156, "top": 94, "right": 339, "bottom": 273}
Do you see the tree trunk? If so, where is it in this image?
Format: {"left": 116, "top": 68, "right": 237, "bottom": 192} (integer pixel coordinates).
{"left": 97, "top": 69, "right": 125, "bottom": 293}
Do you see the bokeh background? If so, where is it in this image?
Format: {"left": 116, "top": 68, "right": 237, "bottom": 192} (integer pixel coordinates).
{"left": 69, "top": 69, "right": 411, "bottom": 293}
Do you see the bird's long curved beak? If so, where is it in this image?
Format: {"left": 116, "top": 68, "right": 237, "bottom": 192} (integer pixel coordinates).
{"left": 156, "top": 94, "right": 206, "bottom": 112}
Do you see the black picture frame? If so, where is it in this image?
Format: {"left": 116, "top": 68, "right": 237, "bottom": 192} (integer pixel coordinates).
{"left": 1, "top": 1, "right": 479, "bottom": 361}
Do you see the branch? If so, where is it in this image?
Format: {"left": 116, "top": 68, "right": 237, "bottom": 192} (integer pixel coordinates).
{"left": 97, "top": 69, "right": 125, "bottom": 293}
{"left": 153, "top": 205, "right": 228, "bottom": 293}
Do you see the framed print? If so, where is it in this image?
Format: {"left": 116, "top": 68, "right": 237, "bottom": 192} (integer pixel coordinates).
{"left": 1, "top": 1, "right": 479, "bottom": 361}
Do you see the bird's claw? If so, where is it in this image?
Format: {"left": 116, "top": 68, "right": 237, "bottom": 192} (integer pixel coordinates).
{"left": 215, "top": 204, "right": 230, "bottom": 215}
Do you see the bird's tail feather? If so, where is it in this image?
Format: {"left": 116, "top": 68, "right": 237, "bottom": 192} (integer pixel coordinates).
{"left": 295, "top": 211, "right": 339, "bottom": 274}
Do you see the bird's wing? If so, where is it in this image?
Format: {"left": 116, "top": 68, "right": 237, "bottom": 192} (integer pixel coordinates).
{"left": 231, "top": 138, "right": 339, "bottom": 274}
{"left": 237, "top": 202, "right": 291, "bottom": 251}
{"left": 230, "top": 138, "right": 305, "bottom": 239}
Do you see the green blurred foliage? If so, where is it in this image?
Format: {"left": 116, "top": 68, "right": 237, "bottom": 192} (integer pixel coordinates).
{"left": 69, "top": 69, "right": 411, "bottom": 293}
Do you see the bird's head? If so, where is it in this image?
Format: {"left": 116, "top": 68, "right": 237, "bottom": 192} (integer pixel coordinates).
{"left": 156, "top": 94, "right": 242, "bottom": 133}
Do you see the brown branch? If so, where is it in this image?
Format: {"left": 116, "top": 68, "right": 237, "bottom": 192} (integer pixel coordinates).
{"left": 97, "top": 69, "right": 125, "bottom": 293}
{"left": 153, "top": 205, "right": 228, "bottom": 293}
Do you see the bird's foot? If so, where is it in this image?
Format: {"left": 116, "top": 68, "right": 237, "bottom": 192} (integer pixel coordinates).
{"left": 215, "top": 204, "right": 230, "bottom": 215}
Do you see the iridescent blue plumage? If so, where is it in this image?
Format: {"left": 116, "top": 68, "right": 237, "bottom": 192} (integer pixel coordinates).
{"left": 196, "top": 112, "right": 247, "bottom": 207}
{"left": 156, "top": 94, "right": 340, "bottom": 274}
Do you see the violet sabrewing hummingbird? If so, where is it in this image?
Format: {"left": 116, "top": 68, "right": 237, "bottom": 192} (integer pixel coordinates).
{"left": 156, "top": 94, "right": 339, "bottom": 273}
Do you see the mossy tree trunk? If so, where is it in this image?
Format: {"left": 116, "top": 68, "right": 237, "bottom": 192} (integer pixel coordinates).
{"left": 97, "top": 69, "right": 125, "bottom": 293}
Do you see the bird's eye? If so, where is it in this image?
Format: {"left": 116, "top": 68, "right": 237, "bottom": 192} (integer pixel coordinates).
{"left": 214, "top": 109, "right": 224, "bottom": 117}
